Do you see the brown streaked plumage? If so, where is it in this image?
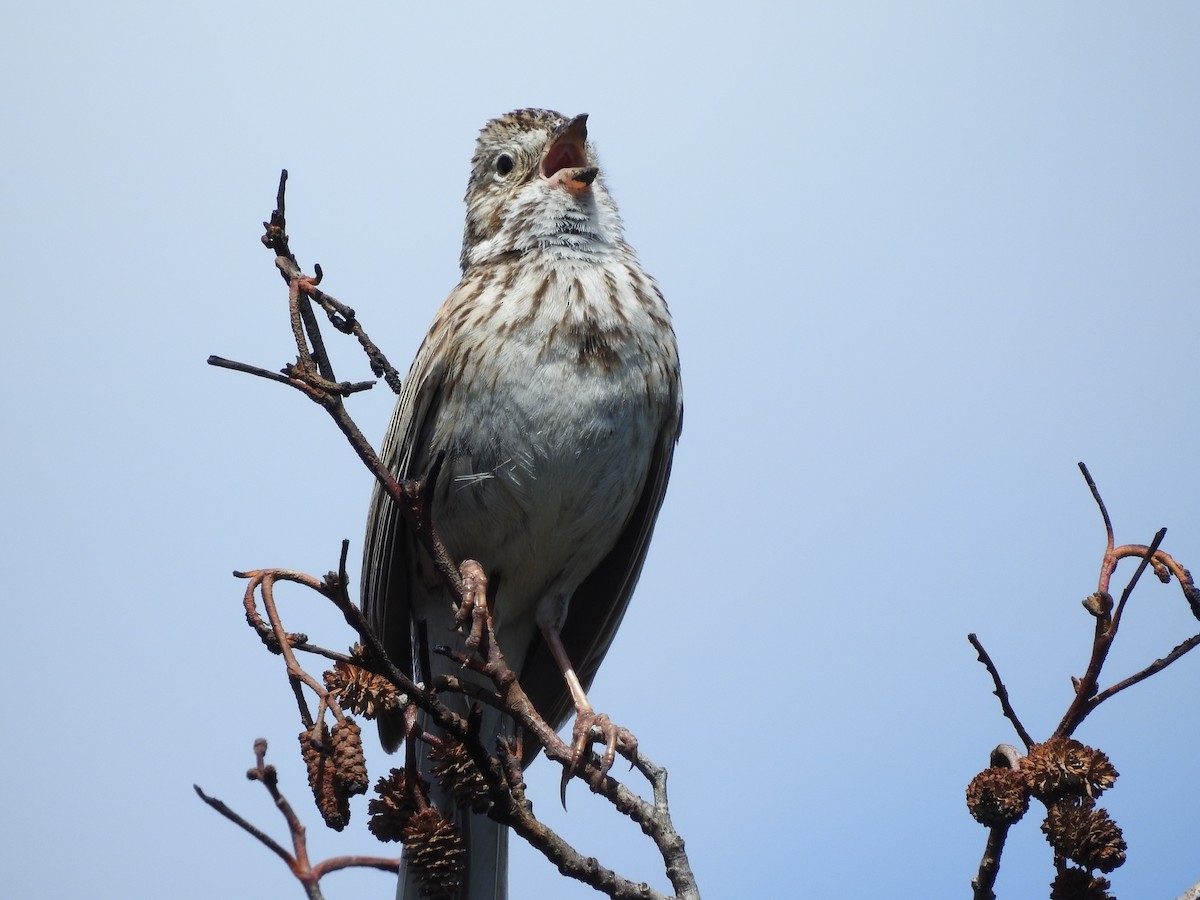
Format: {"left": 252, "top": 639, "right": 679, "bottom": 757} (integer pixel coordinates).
{"left": 362, "top": 109, "right": 682, "bottom": 900}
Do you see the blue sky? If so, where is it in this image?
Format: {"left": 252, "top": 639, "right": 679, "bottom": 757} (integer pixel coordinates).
{"left": 4, "top": 3, "right": 1199, "bottom": 897}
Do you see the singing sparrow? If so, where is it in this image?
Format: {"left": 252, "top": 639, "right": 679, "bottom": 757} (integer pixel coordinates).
{"left": 362, "top": 108, "right": 682, "bottom": 899}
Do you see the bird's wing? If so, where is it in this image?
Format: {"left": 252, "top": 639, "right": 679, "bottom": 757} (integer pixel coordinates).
{"left": 519, "top": 408, "right": 681, "bottom": 750}
{"left": 361, "top": 317, "right": 450, "bottom": 751}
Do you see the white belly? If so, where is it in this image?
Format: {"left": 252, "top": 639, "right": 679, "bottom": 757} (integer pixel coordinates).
{"left": 423, "top": 257, "right": 668, "bottom": 642}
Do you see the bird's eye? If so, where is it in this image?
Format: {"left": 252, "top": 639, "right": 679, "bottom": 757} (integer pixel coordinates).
{"left": 495, "top": 153, "right": 514, "bottom": 177}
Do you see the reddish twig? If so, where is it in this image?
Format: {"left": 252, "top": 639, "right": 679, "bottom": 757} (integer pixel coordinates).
{"left": 438, "top": 563, "right": 698, "bottom": 899}
{"left": 211, "top": 169, "right": 459, "bottom": 596}
{"left": 207, "top": 172, "right": 700, "bottom": 900}
{"left": 1084, "top": 463, "right": 1195, "bottom": 612}
{"left": 236, "top": 558, "right": 473, "bottom": 747}
{"left": 1055, "top": 528, "right": 1166, "bottom": 737}
{"left": 259, "top": 169, "right": 401, "bottom": 393}
{"left": 194, "top": 784, "right": 294, "bottom": 869}
{"left": 968, "top": 465, "right": 1200, "bottom": 895}
{"left": 239, "top": 548, "right": 698, "bottom": 899}
{"left": 196, "top": 739, "right": 400, "bottom": 899}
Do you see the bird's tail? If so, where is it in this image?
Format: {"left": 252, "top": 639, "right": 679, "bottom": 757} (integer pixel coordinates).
{"left": 396, "top": 804, "right": 508, "bottom": 900}
{"left": 396, "top": 654, "right": 510, "bottom": 900}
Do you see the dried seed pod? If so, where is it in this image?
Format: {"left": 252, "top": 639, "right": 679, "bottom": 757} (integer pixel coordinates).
{"left": 430, "top": 742, "right": 492, "bottom": 814}
{"left": 324, "top": 660, "right": 404, "bottom": 719}
{"left": 1042, "top": 800, "right": 1126, "bottom": 874}
{"left": 368, "top": 769, "right": 428, "bottom": 843}
{"left": 965, "top": 767, "right": 1030, "bottom": 827}
{"left": 299, "top": 726, "right": 350, "bottom": 831}
{"left": 402, "top": 808, "right": 466, "bottom": 900}
{"left": 332, "top": 718, "right": 368, "bottom": 796}
{"left": 1050, "top": 867, "right": 1113, "bottom": 900}
{"left": 1022, "top": 737, "right": 1118, "bottom": 801}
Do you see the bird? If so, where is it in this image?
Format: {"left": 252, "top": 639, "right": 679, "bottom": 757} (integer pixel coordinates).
{"left": 361, "top": 108, "right": 682, "bottom": 900}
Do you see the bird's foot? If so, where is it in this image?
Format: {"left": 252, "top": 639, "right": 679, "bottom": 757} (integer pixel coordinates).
{"left": 455, "top": 559, "right": 491, "bottom": 657}
{"left": 559, "top": 711, "right": 638, "bottom": 804}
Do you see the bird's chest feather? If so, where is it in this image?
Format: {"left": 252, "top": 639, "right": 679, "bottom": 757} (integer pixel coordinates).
{"left": 428, "top": 259, "right": 670, "bottom": 570}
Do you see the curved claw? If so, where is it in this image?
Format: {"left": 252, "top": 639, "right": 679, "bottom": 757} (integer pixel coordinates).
{"left": 558, "top": 712, "right": 639, "bottom": 807}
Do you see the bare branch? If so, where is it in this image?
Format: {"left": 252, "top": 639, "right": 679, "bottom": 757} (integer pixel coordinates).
{"left": 197, "top": 740, "right": 400, "bottom": 899}
{"left": 1091, "top": 631, "right": 1200, "bottom": 707}
{"left": 969, "top": 743, "right": 1024, "bottom": 899}
{"left": 1056, "top": 528, "right": 1167, "bottom": 737}
{"left": 968, "top": 466, "right": 1199, "bottom": 894}
{"left": 206, "top": 171, "right": 699, "bottom": 899}
{"left": 1079, "top": 461, "right": 1114, "bottom": 558}
{"left": 208, "top": 355, "right": 295, "bottom": 385}
{"left": 194, "top": 783, "right": 295, "bottom": 870}
{"left": 971, "top": 823, "right": 1010, "bottom": 900}
{"left": 968, "top": 634, "right": 1033, "bottom": 751}
{"left": 1109, "top": 528, "right": 1167, "bottom": 635}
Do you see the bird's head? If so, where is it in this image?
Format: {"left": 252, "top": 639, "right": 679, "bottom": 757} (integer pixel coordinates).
{"left": 460, "top": 109, "right": 625, "bottom": 272}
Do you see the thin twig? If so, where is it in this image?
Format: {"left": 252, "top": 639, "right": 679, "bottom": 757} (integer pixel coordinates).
{"left": 967, "top": 634, "right": 1034, "bottom": 751}
{"left": 194, "top": 784, "right": 294, "bottom": 868}
{"left": 306, "top": 285, "right": 403, "bottom": 394}
{"left": 1054, "top": 529, "right": 1167, "bottom": 738}
{"left": 1110, "top": 529, "right": 1167, "bottom": 635}
{"left": 1090, "top": 631, "right": 1200, "bottom": 707}
{"left": 213, "top": 172, "right": 460, "bottom": 596}
{"left": 967, "top": 467, "right": 1200, "bottom": 897}
{"left": 197, "top": 741, "right": 401, "bottom": 899}
{"left": 312, "top": 856, "right": 406, "bottom": 877}
{"left": 1056, "top": 532, "right": 1166, "bottom": 734}
{"left": 1081, "top": 460, "right": 1122, "bottom": 605}
{"left": 1079, "top": 462, "right": 1114, "bottom": 556}
{"left": 289, "top": 642, "right": 356, "bottom": 664}
{"left": 210, "top": 171, "right": 700, "bottom": 899}
{"left": 208, "top": 355, "right": 294, "bottom": 384}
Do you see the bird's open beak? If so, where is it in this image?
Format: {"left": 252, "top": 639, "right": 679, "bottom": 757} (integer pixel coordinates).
{"left": 542, "top": 113, "right": 598, "bottom": 195}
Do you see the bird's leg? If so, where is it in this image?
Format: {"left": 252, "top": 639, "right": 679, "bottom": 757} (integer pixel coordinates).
{"left": 455, "top": 560, "right": 492, "bottom": 658}
{"left": 541, "top": 624, "right": 638, "bottom": 785}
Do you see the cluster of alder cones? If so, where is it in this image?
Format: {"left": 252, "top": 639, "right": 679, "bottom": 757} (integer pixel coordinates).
{"left": 298, "top": 650, "right": 491, "bottom": 899}
{"left": 966, "top": 736, "right": 1125, "bottom": 899}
